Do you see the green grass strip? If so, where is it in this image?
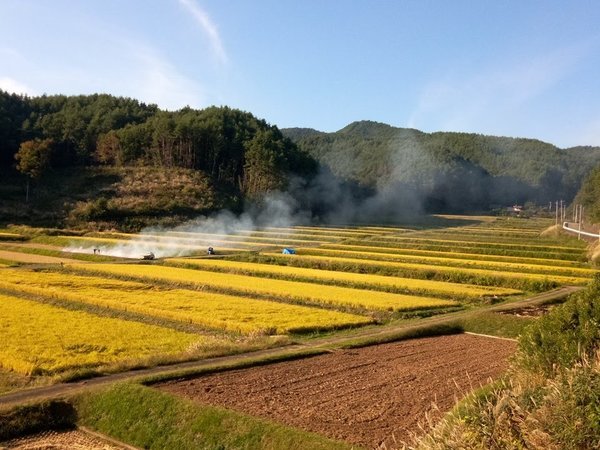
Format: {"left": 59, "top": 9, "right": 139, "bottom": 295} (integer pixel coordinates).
{"left": 76, "top": 383, "right": 355, "bottom": 450}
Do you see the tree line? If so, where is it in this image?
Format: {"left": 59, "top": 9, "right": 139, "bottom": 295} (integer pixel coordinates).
{"left": 0, "top": 90, "right": 316, "bottom": 200}
{"left": 283, "top": 120, "right": 600, "bottom": 211}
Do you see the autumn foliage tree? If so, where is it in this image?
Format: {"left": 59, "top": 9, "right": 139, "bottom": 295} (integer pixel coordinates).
{"left": 15, "top": 138, "right": 53, "bottom": 202}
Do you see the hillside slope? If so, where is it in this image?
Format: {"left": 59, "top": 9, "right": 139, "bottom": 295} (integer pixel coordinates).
{"left": 283, "top": 121, "right": 600, "bottom": 210}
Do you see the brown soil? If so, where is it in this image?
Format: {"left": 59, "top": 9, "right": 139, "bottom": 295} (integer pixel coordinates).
{"left": 497, "top": 303, "right": 557, "bottom": 318}
{"left": 0, "top": 250, "right": 83, "bottom": 265}
{"left": 158, "top": 333, "right": 516, "bottom": 449}
{"left": 0, "top": 429, "right": 126, "bottom": 449}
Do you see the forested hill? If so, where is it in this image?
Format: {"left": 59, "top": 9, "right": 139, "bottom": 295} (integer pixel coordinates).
{"left": 0, "top": 90, "right": 316, "bottom": 228}
{"left": 283, "top": 121, "right": 600, "bottom": 209}
{"left": 573, "top": 163, "right": 600, "bottom": 225}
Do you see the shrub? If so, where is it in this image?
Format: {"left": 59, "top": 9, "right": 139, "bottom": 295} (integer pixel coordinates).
{"left": 518, "top": 274, "right": 600, "bottom": 376}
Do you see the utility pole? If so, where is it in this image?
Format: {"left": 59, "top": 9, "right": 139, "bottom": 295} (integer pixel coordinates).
{"left": 555, "top": 200, "right": 559, "bottom": 226}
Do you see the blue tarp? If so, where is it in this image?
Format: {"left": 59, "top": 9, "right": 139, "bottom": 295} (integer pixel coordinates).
{"left": 282, "top": 248, "right": 296, "bottom": 254}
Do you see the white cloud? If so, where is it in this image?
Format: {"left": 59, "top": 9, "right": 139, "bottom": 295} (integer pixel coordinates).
{"left": 178, "top": 0, "right": 228, "bottom": 64}
{"left": 0, "top": 77, "right": 36, "bottom": 96}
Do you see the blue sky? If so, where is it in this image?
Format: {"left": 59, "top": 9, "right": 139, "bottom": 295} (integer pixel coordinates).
{"left": 1, "top": 1, "right": 599, "bottom": 148}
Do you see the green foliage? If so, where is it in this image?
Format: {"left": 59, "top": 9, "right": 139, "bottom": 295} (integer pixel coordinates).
{"left": 76, "top": 383, "right": 353, "bottom": 450}
{"left": 283, "top": 121, "right": 600, "bottom": 210}
{"left": 572, "top": 163, "right": 600, "bottom": 224}
{"left": 517, "top": 274, "right": 600, "bottom": 376}
{"left": 0, "top": 91, "right": 316, "bottom": 205}
{"left": 456, "top": 311, "right": 534, "bottom": 339}
{"left": 414, "top": 276, "right": 600, "bottom": 450}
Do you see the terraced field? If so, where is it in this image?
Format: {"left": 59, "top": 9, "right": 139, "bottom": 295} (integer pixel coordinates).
{"left": 0, "top": 215, "right": 595, "bottom": 390}
{"left": 0, "top": 292, "right": 205, "bottom": 375}
{"left": 70, "top": 263, "right": 459, "bottom": 312}
{"left": 166, "top": 257, "right": 522, "bottom": 299}
{"left": 0, "top": 269, "right": 371, "bottom": 334}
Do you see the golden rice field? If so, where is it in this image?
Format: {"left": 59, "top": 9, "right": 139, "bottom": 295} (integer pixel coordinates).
{"left": 0, "top": 269, "right": 371, "bottom": 334}
{"left": 317, "top": 243, "right": 586, "bottom": 267}
{"left": 0, "top": 215, "right": 594, "bottom": 383}
{"left": 262, "top": 252, "right": 590, "bottom": 285}
{"left": 166, "top": 257, "right": 522, "bottom": 299}
{"left": 292, "top": 248, "right": 597, "bottom": 278}
{"left": 69, "top": 263, "right": 459, "bottom": 312}
{"left": 0, "top": 292, "right": 204, "bottom": 375}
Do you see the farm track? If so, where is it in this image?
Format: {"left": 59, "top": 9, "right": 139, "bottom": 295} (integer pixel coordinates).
{"left": 0, "top": 285, "right": 582, "bottom": 408}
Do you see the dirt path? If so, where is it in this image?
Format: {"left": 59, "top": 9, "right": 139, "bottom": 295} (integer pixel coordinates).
{"left": 0, "top": 250, "right": 83, "bottom": 264}
{"left": 0, "top": 286, "right": 581, "bottom": 409}
{"left": 158, "top": 334, "right": 516, "bottom": 448}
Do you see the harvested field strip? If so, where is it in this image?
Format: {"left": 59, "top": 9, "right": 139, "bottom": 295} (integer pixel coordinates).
{"left": 298, "top": 248, "right": 597, "bottom": 278}
{"left": 167, "top": 257, "right": 522, "bottom": 298}
{"left": 0, "top": 250, "right": 82, "bottom": 264}
{"left": 70, "top": 263, "right": 459, "bottom": 312}
{"left": 236, "top": 228, "right": 366, "bottom": 240}
{"left": 157, "top": 333, "right": 516, "bottom": 448}
{"left": 319, "top": 243, "right": 587, "bottom": 267}
{"left": 0, "top": 292, "right": 202, "bottom": 375}
{"left": 356, "top": 226, "right": 413, "bottom": 232}
{"left": 290, "top": 225, "right": 387, "bottom": 233}
{"left": 42, "top": 235, "right": 252, "bottom": 254}
{"left": 256, "top": 227, "right": 384, "bottom": 237}
{"left": 365, "top": 237, "right": 584, "bottom": 252}
{"left": 262, "top": 253, "right": 589, "bottom": 286}
{"left": 0, "top": 232, "right": 25, "bottom": 241}
{"left": 109, "top": 231, "right": 333, "bottom": 245}
{"left": 0, "top": 270, "right": 371, "bottom": 335}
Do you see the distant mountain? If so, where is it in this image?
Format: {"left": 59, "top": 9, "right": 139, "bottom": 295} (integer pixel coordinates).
{"left": 283, "top": 121, "right": 600, "bottom": 210}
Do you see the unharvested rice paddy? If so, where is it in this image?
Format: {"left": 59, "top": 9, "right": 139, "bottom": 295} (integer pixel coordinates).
{"left": 167, "top": 257, "right": 522, "bottom": 299}
{"left": 0, "top": 215, "right": 594, "bottom": 384}
{"left": 69, "top": 263, "right": 459, "bottom": 311}
{"left": 0, "top": 269, "right": 372, "bottom": 334}
{"left": 291, "top": 247, "right": 597, "bottom": 278}
{"left": 0, "top": 293, "right": 204, "bottom": 375}
{"left": 263, "top": 252, "right": 591, "bottom": 286}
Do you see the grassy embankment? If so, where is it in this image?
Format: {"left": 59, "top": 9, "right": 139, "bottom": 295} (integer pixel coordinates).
{"left": 412, "top": 275, "right": 600, "bottom": 449}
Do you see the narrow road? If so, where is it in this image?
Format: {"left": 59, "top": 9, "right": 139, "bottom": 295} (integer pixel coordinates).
{"left": 0, "top": 285, "right": 583, "bottom": 408}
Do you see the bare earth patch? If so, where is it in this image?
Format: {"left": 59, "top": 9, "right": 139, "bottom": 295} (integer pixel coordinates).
{"left": 0, "top": 429, "right": 127, "bottom": 449}
{"left": 0, "top": 250, "right": 83, "bottom": 265}
{"left": 158, "top": 333, "right": 516, "bottom": 448}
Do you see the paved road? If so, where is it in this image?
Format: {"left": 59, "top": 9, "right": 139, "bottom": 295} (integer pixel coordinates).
{"left": 0, "top": 285, "right": 583, "bottom": 408}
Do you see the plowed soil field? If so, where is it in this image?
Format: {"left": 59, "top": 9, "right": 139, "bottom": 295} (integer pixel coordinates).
{"left": 158, "top": 333, "right": 516, "bottom": 448}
